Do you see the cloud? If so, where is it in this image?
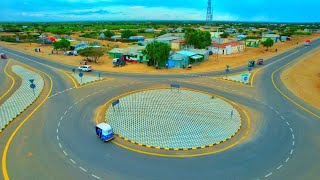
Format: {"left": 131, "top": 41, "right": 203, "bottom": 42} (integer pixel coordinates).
{"left": 67, "top": 9, "right": 111, "bottom": 15}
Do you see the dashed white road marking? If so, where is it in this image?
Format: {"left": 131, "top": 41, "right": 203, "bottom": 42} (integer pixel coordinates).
{"left": 275, "top": 111, "right": 279, "bottom": 114}
{"left": 69, "top": 106, "right": 72, "bottom": 110}
{"left": 276, "top": 165, "right": 283, "bottom": 170}
{"left": 292, "top": 134, "right": 295, "bottom": 139}
{"left": 293, "top": 141, "right": 295, "bottom": 146}
{"left": 59, "top": 143, "right": 62, "bottom": 148}
{"left": 290, "top": 128, "right": 293, "bottom": 132}
{"left": 269, "top": 106, "right": 274, "bottom": 110}
{"left": 57, "top": 135, "right": 59, "bottom": 140}
{"left": 290, "top": 149, "right": 293, "bottom": 155}
{"left": 281, "top": 116, "right": 285, "bottom": 120}
{"left": 265, "top": 172, "right": 272, "bottom": 178}
{"left": 79, "top": 167, "right": 87, "bottom": 172}
{"left": 63, "top": 150, "right": 68, "bottom": 156}
{"left": 60, "top": 116, "right": 63, "bottom": 121}
{"left": 58, "top": 122, "right": 60, "bottom": 127}
{"left": 64, "top": 111, "right": 67, "bottom": 115}
{"left": 70, "top": 159, "right": 76, "bottom": 164}
{"left": 285, "top": 157, "right": 290, "bottom": 163}
{"left": 286, "top": 121, "right": 290, "bottom": 126}
{"left": 92, "top": 174, "right": 101, "bottom": 179}
{"left": 56, "top": 128, "right": 59, "bottom": 133}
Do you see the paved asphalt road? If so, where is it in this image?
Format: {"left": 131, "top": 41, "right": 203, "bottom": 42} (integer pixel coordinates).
{"left": 0, "top": 39, "right": 319, "bottom": 180}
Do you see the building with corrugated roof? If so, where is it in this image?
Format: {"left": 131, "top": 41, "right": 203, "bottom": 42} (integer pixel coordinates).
{"left": 211, "top": 42, "right": 245, "bottom": 55}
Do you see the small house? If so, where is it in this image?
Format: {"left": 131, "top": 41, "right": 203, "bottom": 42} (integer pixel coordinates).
{"left": 145, "top": 29, "right": 154, "bottom": 33}
{"left": 237, "top": 35, "right": 246, "bottom": 41}
{"left": 99, "top": 33, "right": 106, "bottom": 39}
{"left": 129, "top": 36, "right": 145, "bottom": 41}
{"left": 211, "top": 42, "right": 245, "bottom": 55}
{"left": 171, "top": 39, "right": 185, "bottom": 51}
{"left": 189, "top": 49, "right": 210, "bottom": 61}
{"left": 262, "top": 34, "right": 280, "bottom": 43}
{"left": 212, "top": 38, "right": 229, "bottom": 44}
{"left": 167, "top": 53, "right": 189, "bottom": 68}
{"left": 280, "top": 36, "right": 288, "bottom": 42}
{"left": 108, "top": 48, "right": 127, "bottom": 58}
{"left": 175, "top": 28, "right": 184, "bottom": 33}
{"left": 245, "top": 39, "right": 260, "bottom": 47}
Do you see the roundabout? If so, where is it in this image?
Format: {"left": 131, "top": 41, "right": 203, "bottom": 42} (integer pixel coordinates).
{"left": 1, "top": 39, "right": 320, "bottom": 180}
{"left": 106, "top": 89, "right": 242, "bottom": 150}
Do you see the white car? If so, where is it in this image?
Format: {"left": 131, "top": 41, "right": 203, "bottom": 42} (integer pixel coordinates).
{"left": 78, "top": 65, "right": 92, "bottom": 72}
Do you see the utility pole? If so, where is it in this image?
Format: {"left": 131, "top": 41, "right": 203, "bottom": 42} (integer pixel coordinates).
{"left": 206, "top": 0, "right": 213, "bottom": 25}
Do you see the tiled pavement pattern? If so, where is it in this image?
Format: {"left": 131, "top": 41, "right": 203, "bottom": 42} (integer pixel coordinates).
{"left": 0, "top": 65, "right": 44, "bottom": 131}
{"left": 106, "top": 89, "right": 241, "bottom": 149}
{"left": 71, "top": 73, "right": 102, "bottom": 85}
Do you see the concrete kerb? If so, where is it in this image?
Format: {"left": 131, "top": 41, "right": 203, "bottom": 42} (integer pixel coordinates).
{"left": 0, "top": 61, "right": 45, "bottom": 135}
{"left": 102, "top": 87, "right": 244, "bottom": 151}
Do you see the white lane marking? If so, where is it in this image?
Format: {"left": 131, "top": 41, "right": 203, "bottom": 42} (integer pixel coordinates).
{"left": 281, "top": 116, "right": 285, "bottom": 120}
{"left": 56, "top": 128, "right": 59, "bottom": 133}
{"left": 69, "top": 106, "right": 72, "bottom": 110}
{"left": 275, "top": 111, "right": 279, "bottom": 114}
{"left": 80, "top": 98, "right": 84, "bottom": 101}
{"left": 79, "top": 167, "right": 87, "bottom": 172}
{"left": 63, "top": 150, "right": 68, "bottom": 156}
{"left": 60, "top": 116, "right": 63, "bottom": 121}
{"left": 265, "top": 172, "right": 272, "bottom": 178}
{"left": 58, "top": 122, "right": 60, "bottom": 127}
{"left": 292, "top": 134, "right": 295, "bottom": 139}
{"left": 269, "top": 106, "right": 274, "bottom": 110}
{"left": 59, "top": 143, "right": 62, "bottom": 148}
{"left": 276, "top": 165, "right": 283, "bottom": 170}
{"left": 74, "top": 101, "right": 78, "bottom": 105}
{"left": 64, "top": 111, "right": 67, "bottom": 115}
{"left": 290, "top": 128, "right": 293, "bottom": 132}
{"left": 92, "top": 174, "right": 101, "bottom": 179}
{"left": 290, "top": 149, "right": 293, "bottom": 155}
{"left": 292, "top": 141, "right": 295, "bottom": 146}
{"left": 285, "top": 157, "right": 290, "bottom": 163}
{"left": 57, "top": 135, "right": 59, "bottom": 140}
{"left": 286, "top": 121, "right": 290, "bottom": 126}
{"left": 70, "top": 159, "right": 76, "bottom": 164}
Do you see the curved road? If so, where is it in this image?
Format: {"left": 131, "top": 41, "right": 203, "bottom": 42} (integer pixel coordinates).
{"left": 0, "top": 39, "right": 319, "bottom": 180}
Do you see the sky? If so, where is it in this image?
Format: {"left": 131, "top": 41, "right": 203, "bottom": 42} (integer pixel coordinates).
{"left": 1, "top": 0, "right": 319, "bottom": 22}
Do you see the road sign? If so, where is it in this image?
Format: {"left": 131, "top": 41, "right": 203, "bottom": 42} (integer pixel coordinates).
{"left": 170, "top": 84, "right": 180, "bottom": 88}
{"left": 97, "top": 72, "right": 101, "bottom": 80}
{"left": 29, "top": 79, "right": 34, "bottom": 84}
{"left": 79, "top": 73, "right": 83, "bottom": 77}
{"left": 243, "top": 76, "right": 248, "bottom": 81}
{"left": 30, "top": 83, "right": 36, "bottom": 96}
{"left": 248, "top": 67, "right": 252, "bottom": 73}
{"left": 72, "top": 68, "right": 76, "bottom": 73}
{"left": 112, "top": 99, "right": 120, "bottom": 107}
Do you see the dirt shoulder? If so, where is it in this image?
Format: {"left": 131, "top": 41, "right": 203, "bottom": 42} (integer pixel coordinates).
{"left": 281, "top": 48, "right": 320, "bottom": 110}
{"left": 0, "top": 33, "right": 319, "bottom": 74}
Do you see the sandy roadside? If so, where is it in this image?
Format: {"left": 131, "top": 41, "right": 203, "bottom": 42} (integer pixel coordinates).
{"left": 281, "top": 48, "right": 320, "bottom": 110}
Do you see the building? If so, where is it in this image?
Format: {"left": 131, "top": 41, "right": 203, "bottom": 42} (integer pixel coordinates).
{"left": 145, "top": 29, "right": 154, "bottom": 33}
{"left": 237, "top": 35, "right": 246, "bottom": 41}
{"left": 171, "top": 39, "right": 185, "bottom": 51}
{"left": 167, "top": 53, "right": 189, "bottom": 68}
{"left": 280, "top": 36, "right": 288, "bottom": 42}
{"left": 211, "top": 42, "right": 245, "bottom": 55}
{"left": 129, "top": 36, "right": 145, "bottom": 41}
{"left": 262, "top": 34, "right": 280, "bottom": 43}
{"left": 108, "top": 46, "right": 147, "bottom": 62}
{"left": 98, "top": 33, "right": 106, "bottom": 39}
{"left": 189, "top": 49, "right": 210, "bottom": 61}
{"left": 167, "top": 50, "right": 208, "bottom": 68}
{"left": 175, "top": 28, "right": 184, "bottom": 33}
{"left": 210, "top": 32, "right": 223, "bottom": 38}
{"left": 245, "top": 39, "right": 260, "bottom": 47}
{"left": 212, "top": 38, "right": 229, "bottom": 44}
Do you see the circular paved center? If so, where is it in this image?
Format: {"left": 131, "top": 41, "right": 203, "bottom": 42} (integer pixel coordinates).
{"left": 106, "top": 89, "right": 241, "bottom": 149}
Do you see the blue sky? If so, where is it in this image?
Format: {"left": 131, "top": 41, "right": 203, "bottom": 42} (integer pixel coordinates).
{"left": 1, "top": 0, "right": 319, "bottom": 22}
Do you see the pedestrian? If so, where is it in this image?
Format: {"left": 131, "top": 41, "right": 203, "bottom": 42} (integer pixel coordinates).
{"left": 39, "top": 48, "right": 41, "bottom": 52}
{"left": 84, "top": 60, "right": 87, "bottom": 65}
{"left": 166, "top": 63, "right": 168, "bottom": 69}
{"left": 275, "top": 49, "right": 278, "bottom": 52}
{"left": 51, "top": 50, "right": 53, "bottom": 54}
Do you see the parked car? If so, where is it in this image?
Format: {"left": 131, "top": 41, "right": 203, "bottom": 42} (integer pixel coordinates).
{"left": 0, "top": 53, "right": 7, "bottom": 59}
{"left": 209, "top": 51, "right": 213, "bottom": 55}
{"left": 78, "top": 65, "right": 92, "bottom": 72}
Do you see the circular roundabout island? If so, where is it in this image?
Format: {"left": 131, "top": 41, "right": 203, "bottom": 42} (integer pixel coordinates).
{"left": 106, "top": 89, "right": 243, "bottom": 151}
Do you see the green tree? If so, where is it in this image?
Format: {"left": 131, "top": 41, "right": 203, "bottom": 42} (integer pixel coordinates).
{"left": 78, "top": 48, "right": 104, "bottom": 63}
{"left": 238, "top": 29, "right": 244, "bottom": 33}
{"left": 261, "top": 38, "right": 274, "bottom": 51}
{"left": 220, "top": 32, "right": 229, "bottom": 38}
{"left": 121, "top": 29, "right": 137, "bottom": 39}
{"left": 142, "top": 41, "right": 171, "bottom": 67}
{"left": 103, "top": 30, "right": 115, "bottom": 38}
{"left": 185, "top": 30, "right": 211, "bottom": 49}
{"left": 52, "top": 41, "right": 62, "bottom": 53}
{"left": 158, "top": 30, "right": 167, "bottom": 37}
{"left": 59, "top": 38, "right": 71, "bottom": 51}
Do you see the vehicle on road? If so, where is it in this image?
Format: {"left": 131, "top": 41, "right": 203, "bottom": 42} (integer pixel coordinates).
{"left": 0, "top": 53, "right": 7, "bottom": 59}
{"left": 95, "top": 123, "right": 114, "bottom": 141}
{"left": 304, "top": 39, "right": 311, "bottom": 46}
{"left": 257, "top": 58, "right": 264, "bottom": 65}
{"left": 78, "top": 65, "right": 92, "bottom": 72}
{"left": 248, "top": 60, "right": 255, "bottom": 67}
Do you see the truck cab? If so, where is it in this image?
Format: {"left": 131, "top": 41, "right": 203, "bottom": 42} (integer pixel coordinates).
{"left": 95, "top": 123, "right": 114, "bottom": 142}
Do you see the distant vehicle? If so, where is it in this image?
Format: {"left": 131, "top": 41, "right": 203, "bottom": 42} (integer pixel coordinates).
{"left": 257, "top": 58, "right": 264, "bottom": 65}
{"left": 304, "top": 39, "right": 310, "bottom": 46}
{"left": 0, "top": 53, "right": 7, "bottom": 59}
{"left": 248, "top": 60, "right": 255, "bottom": 67}
{"left": 209, "top": 51, "right": 213, "bottom": 55}
{"left": 78, "top": 65, "right": 92, "bottom": 72}
{"left": 65, "top": 51, "right": 73, "bottom": 56}
{"left": 113, "top": 58, "right": 126, "bottom": 67}
{"left": 95, "top": 123, "right": 114, "bottom": 142}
